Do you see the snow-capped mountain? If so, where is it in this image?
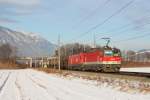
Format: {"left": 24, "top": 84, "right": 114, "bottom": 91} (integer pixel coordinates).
{"left": 0, "top": 26, "right": 56, "bottom": 57}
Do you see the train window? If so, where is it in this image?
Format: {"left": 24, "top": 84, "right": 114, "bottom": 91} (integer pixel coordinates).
{"left": 113, "top": 49, "right": 121, "bottom": 56}
{"left": 113, "top": 52, "right": 121, "bottom": 56}
{"left": 104, "top": 50, "right": 113, "bottom": 56}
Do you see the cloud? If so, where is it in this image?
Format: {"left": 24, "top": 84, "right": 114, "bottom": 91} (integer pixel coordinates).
{"left": 0, "top": 0, "right": 41, "bottom": 7}
{"left": 0, "top": 0, "right": 42, "bottom": 15}
{"left": 0, "top": 0, "right": 42, "bottom": 23}
{"left": 0, "top": 18, "right": 18, "bottom": 23}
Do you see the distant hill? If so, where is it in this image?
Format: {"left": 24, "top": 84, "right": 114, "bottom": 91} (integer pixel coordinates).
{"left": 137, "top": 49, "right": 150, "bottom": 53}
{"left": 0, "top": 26, "right": 56, "bottom": 57}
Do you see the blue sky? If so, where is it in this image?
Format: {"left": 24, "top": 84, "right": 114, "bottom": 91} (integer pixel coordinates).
{"left": 0, "top": 0, "right": 150, "bottom": 50}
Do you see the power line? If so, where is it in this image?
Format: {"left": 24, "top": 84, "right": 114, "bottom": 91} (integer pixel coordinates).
{"left": 73, "top": 0, "right": 111, "bottom": 28}
{"left": 96, "top": 15, "right": 150, "bottom": 38}
{"left": 58, "top": 34, "right": 61, "bottom": 71}
{"left": 96, "top": 21, "right": 150, "bottom": 40}
{"left": 113, "top": 32, "right": 150, "bottom": 43}
{"left": 70, "top": 0, "right": 135, "bottom": 42}
{"left": 109, "top": 22, "right": 150, "bottom": 38}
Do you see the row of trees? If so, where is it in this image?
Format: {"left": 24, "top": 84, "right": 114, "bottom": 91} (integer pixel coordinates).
{"left": 122, "top": 50, "right": 150, "bottom": 62}
{"left": 0, "top": 43, "right": 17, "bottom": 60}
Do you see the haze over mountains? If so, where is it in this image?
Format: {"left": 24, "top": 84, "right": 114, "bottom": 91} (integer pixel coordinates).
{"left": 0, "top": 26, "right": 56, "bottom": 57}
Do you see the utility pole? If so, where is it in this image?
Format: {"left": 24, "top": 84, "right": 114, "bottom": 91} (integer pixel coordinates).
{"left": 93, "top": 33, "right": 96, "bottom": 48}
{"left": 35, "top": 59, "right": 36, "bottom": 68}
{"left": 58, "top": 34, "right": 61, "bottom": 71}
{"left": 83, "top": 44, "right": 85, "bottom": 52}
{"left": 30, "top": 58, "right": 32, "bottom": 68}
{"left": 42, "top": 57, "right": 43, "bottom": 68}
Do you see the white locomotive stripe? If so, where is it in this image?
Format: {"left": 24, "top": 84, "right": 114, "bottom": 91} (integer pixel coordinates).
{"left": 83, "top": 61, "right": 121, "bottom": 65}
{"left": 102, "top": 61, "right": 121, "bottom": 64}
{"left": 83, "top": 62, "right": 102, "bottom": 65}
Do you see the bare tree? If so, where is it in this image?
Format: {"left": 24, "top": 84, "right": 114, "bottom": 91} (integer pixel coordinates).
{"left": 0, "top": 43, "right": 17, "bottom": 59}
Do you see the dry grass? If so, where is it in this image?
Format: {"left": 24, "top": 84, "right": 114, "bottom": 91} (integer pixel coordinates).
{"left": 0, "top": 60, "right": 25, "bottom": 69}
{"left": 0, "top": 62, "right": 17, "bottom": 69}
{"left": 122, "top": 61, "right": 150, "bottom": 67}
{"left": 37, "top": 68, "right": 63, "bottom": 74}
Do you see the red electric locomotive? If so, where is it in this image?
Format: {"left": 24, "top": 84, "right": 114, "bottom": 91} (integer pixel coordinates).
{"left": 68, "top": 46, "right": 121, "bottom": 72}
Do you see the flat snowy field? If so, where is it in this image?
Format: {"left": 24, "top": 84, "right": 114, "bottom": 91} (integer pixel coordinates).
{"left": 120, "top": 67, "right": 150, "bottom": 73}
{"left": 0, "top": 69, "right": 149, "bottom": 100}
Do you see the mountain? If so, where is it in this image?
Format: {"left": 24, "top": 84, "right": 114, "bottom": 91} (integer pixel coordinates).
{"left": 0, "top": 26, "right": 56, "bottom": 57}
{"left": 137, "top": 49, "right": 150, "bottom": 53}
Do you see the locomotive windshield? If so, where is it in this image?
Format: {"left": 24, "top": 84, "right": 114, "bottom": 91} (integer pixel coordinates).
{"left": 104, "top": 50, "right": 113, "bottom": 56}
{"left": 104, "top": 49, "right": 121, "bottom": 56}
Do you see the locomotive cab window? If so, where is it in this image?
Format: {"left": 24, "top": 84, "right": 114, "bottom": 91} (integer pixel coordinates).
{"left": 113, "top": 52, "right": 121, "bottom": 56}
{"left": 112, "top": 49, "right": 121, "bottom": 56}
{"left": 104, "top": 50, "right": 113, "bottom": 56}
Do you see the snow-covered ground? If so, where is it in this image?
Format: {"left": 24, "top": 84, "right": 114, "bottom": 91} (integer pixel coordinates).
{"left": 120, "top": 67, "right": 150, "bottom": 73}
{"left": 0, "top": 69, "right": 149, "bottom": 100}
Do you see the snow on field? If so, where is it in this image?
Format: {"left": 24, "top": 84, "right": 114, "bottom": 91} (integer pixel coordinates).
{"left": 0, "top": 69, "right": 149, "bottom": 100}
{"left": 120, "top": 67, "right": 150, "bottom": 73}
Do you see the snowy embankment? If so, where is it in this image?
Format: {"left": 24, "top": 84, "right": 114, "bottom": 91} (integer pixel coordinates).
{"left": 0, "top": 69, "right": 149, "bottom": 100}
{"left": 120, "top": 67, "right": 150, "bottom": 73}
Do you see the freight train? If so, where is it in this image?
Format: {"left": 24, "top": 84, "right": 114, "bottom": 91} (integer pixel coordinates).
{"left": 68, "top": 46, "right": 122, "bottom": 72}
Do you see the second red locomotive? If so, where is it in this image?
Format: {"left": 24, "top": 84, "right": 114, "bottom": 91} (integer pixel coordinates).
{"left": 68, "top": 47, "right": 121, "bottom": 72}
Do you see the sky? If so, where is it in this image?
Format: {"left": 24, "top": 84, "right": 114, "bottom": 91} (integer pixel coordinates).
{"left": 0, "top": 0, "right": 150, "bottom": 51}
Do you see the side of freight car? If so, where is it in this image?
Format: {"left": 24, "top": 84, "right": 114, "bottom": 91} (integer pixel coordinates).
{"left": 68, "top": 53, "right": 83, "bottom": 70}
{"left": 68, "top": 51, "right": 104, "bottom": 71}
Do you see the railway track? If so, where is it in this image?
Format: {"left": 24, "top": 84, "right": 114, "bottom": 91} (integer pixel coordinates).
{"left": 62, "top": 69, "right": 150, "bottom": 77}
{"left": 55, "top": 69, "right": 150, "bottom": 80}
{"left": 117, "top": 71, "right": 150, "bottom": 78}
